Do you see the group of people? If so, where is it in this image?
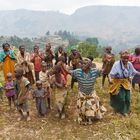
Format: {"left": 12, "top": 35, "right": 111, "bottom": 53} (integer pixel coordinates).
{"left": 0, "top": 42, "right": 140, "bottom": 125}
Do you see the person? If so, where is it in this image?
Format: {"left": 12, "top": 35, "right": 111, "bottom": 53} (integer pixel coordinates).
{"left": 33, "top": 81, "right": 47, "bottom": 117}
{"left": 4, "top": 73, "right": 16, "bottom": 110}
{"left": 87, "top": 56, "right": 96, "bottom": 68}
{"left": 0, "top": 43, "right": 16, "bottom": 80}
{"left": 68, "top": 59, "right": 106, "bottom": 125}
{"left": 48, "top": 65, "right": 67, "bottom": 119}
{"left": 30, "top": 45, "right": 44, "bottom": 81}
{"left": 68, "top": 49, "right": 82, "bottom": 89}
{"left": 129, "top": 48, "right": 140, "bottom": 91}
{"left": 16, "top": 45, "right": 35, "bottom": 85}
{"left": 0, "top": 82, "right": 3, "bottom": 102}
{"left": 44, "top": 43, "right": 54, "bottom": 69}
{"left": 57, "top": 56, "right": 69, "bottom": 85}
{"left": 14, "top": 67, "right": 31, "bottom": 121}
{"left": 39, "top": 62, "right": 51, "bottom": 109}
{"left": 55, "top": 46, "right": 67, "bottom": 65}
{"left": 109, "top": 50, "right": 140, "bottom": 116}
{"left": 102, "top": 47, "right": 115, "bottom": 87}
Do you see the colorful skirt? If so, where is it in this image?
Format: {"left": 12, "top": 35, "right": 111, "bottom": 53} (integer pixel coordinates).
{"left": 77, "top": 91, "right": 106, "bottom": 124}
{"left": 110, "top": 86, "right": 130, "bottom": 114}
{"left": 54, "top": 87, "right": 67, "bottom": 111}
{"left": 132, "top": 68, "right": 140, "bottom": 84}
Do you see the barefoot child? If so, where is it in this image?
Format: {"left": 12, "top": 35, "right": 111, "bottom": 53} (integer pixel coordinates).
{"left": 39, "top": 62, "right": 51, "bottom": 109}
{"left": 4, "top": 73, "right": 16, "bottom": 110}
{"left": 49, "top": 65, "right": 67, "bottom": 119}
{"left": 34, "top": 81, "right": 47, "bottom": 117}
{"left": 14, "top": 67, "right": 31, "bottom": 121}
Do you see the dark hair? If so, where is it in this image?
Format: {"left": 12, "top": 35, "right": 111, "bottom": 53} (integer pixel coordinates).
{"left": 2, "top": 43, "right": 10, "bottom": 49}
{"left": 87, "top": 56, "right": 94, "bottom": 61}
{"left": 19, "top": 45, "right": 25, "bottom": 49}
{"left": 34, "top": 45, "right": 39, "bottom": 49}
{"left": 135, "top": 47, "right": 140, "bottom": 56}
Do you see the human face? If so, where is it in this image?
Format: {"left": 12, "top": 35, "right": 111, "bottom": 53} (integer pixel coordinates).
{"left": 34, "top": 47, "right": 39, "bottom": 53}
{"left": 42, "top": 65, "right": 47, "bottom": 72}
{"left": 7, "top": 76, "right": 12, "bottom": 82}
{"left": 37, "top": 83, "right": 42, "bottom": 89}
{"left": 14, "top": 70, "right": 22, "bottom": 80}
{"left": 46, "top": 45, "right": 50, "bottom": 51}
{"left": 59, "top": 47, "right": 63, "bottom": 53}
{"left": 82, "top": 61, "right": 90, "bottom": 72}
{"left": 4, "top": 45, "right": 10, "bottom": 51}
{"left": 121, "top": 56, "right": 129, "bottom": 65}
{"left": 20, "top": 47, "right": 25, "bottom": 54}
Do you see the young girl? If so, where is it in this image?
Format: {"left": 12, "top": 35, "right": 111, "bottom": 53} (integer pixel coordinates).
{"left": 4, "top": 73, "right": 16, "bottom": 110}
{"left": 34, "top": 81, "right": 47, "bottom": 117}
{"left": 39, "top": 62, "right": 51, "bottom": 109}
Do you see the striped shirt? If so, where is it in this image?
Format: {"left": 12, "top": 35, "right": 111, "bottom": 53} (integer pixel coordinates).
{"left": 72, "top": 68, "right": 98, "bottom": 95}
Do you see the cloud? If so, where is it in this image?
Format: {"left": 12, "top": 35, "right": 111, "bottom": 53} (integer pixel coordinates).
{"left": 0, "top": 0, "right": 140, "bottom": 14}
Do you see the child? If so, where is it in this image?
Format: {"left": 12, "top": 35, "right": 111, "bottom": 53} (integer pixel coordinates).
{"left": 4, "top": 73, "right": 16, "bottom": 110}
{"left": 0, "top": 82, "right": 3, "bottom": 102}
{"left": 49, "top": 65, "right": 67, "bottom": 119}
{"left": 14, "top": 67, "right": 31, "bottom": 121}
{"left": 39, "top": 62, "right": 51, "bottom": 109}
{"left": 34, "top": 81, "right": 47, "bottom": 117}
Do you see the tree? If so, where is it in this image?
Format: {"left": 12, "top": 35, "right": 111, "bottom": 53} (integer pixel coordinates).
{"left": 78, "top": 42, "right": 98, "bottom": 58}
{"left": 86, "top": 37, "right": 99, "bottom": 46}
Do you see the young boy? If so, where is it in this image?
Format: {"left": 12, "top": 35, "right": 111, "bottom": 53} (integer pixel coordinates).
{"left": 34, "top": 81, "right": 47, "bottom": 117}
{"left": 14, "top": 67, "right": 31, "bottom": 121}
{"left": 39, "top": 62, "right": 51, "bottom": 109}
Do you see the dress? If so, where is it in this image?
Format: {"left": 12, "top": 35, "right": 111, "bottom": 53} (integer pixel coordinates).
{"left": 34, "top": 88, "right": 47, "bottom": 115}
{"left": 109, "top": 60, "right": 138, "bottom": 113}
{"left": 72, "top": 68, "right": 106, "bottom": 124}
{"left": 5, "top": 81, "right": 15, "bottom": 97}
{"left": 0, "top": 50, "right": 16, "bottom": 80}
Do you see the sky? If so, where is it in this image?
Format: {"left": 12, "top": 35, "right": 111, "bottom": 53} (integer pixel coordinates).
{"left": 0, "top": 0, "right": 140, "bottom": 14}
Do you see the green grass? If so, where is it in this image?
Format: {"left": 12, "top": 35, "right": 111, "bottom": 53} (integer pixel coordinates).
{"left": 0, "top": 72, "right": 140, "bottom": 140}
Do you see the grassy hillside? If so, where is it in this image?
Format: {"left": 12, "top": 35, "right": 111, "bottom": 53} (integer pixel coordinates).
{"left": 0, "top": 68, "right": 140, "bottom": 140}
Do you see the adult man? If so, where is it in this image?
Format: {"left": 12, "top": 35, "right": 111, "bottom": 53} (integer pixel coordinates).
{"left": 44, "top": 43, "right": 54, "bottom": 69}
{"left": 16, "top": 45, "right": 35, "bottom": 84}
{"left": 102, "top": 46, "right": 115, "bottom": 87}
{"left": 68, "top": 49, "right": 82, "bottom": 89}
{"left": 30, "top": 45, "right": 44, "bottom": 81}
{"left": 55, "top": 46, "right": 67, "bottom": 65}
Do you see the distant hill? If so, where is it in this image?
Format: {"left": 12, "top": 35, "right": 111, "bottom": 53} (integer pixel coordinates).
{"left": 0, "top": 6, "right": 140, "bottom": 51}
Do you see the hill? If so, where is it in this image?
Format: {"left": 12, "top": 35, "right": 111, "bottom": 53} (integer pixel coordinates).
{"left": 0, "top": 6, "right": 140, "bottom": 50}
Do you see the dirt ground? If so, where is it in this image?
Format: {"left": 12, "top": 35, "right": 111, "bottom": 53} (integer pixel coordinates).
{"left": 1, "top": 65, "right": 140, "bottom": 140}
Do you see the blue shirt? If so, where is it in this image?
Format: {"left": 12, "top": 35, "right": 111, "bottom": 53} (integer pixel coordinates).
{"left": 0, "top": 50, "right": 16, "bottom": 62}
{"left": 110, "top": 60, "right": 137, "bottom": 78}
{"left": 72, "top": 68, "right": 98, "bottom": 94}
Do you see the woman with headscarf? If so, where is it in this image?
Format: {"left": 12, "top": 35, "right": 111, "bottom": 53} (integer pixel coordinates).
{"left": 68, "top": 58, "right": 106, "bottom": 125}
{"left": 0, "top": 43, "right": 16, "bottom": 80}
{"left": 109, "top": 50, "right": 140, "bottom": 116}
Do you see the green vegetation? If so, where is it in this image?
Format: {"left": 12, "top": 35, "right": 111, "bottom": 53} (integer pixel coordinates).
{"left": 1, "top": 71, "right": 140, "bottom": 139}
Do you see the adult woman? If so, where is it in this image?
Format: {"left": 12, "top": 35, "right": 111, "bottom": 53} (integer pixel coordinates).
{"left": 129, "top": 48, "right": 140, "bottom": 91}
{"left": 109, "top": 50, "right": 140, "bottom": 116}
{"left": 0, "top": 43, "right": 16, "bottom": 80}
{"left": 69, "top": 59, "right": 106, "bottom": 124}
